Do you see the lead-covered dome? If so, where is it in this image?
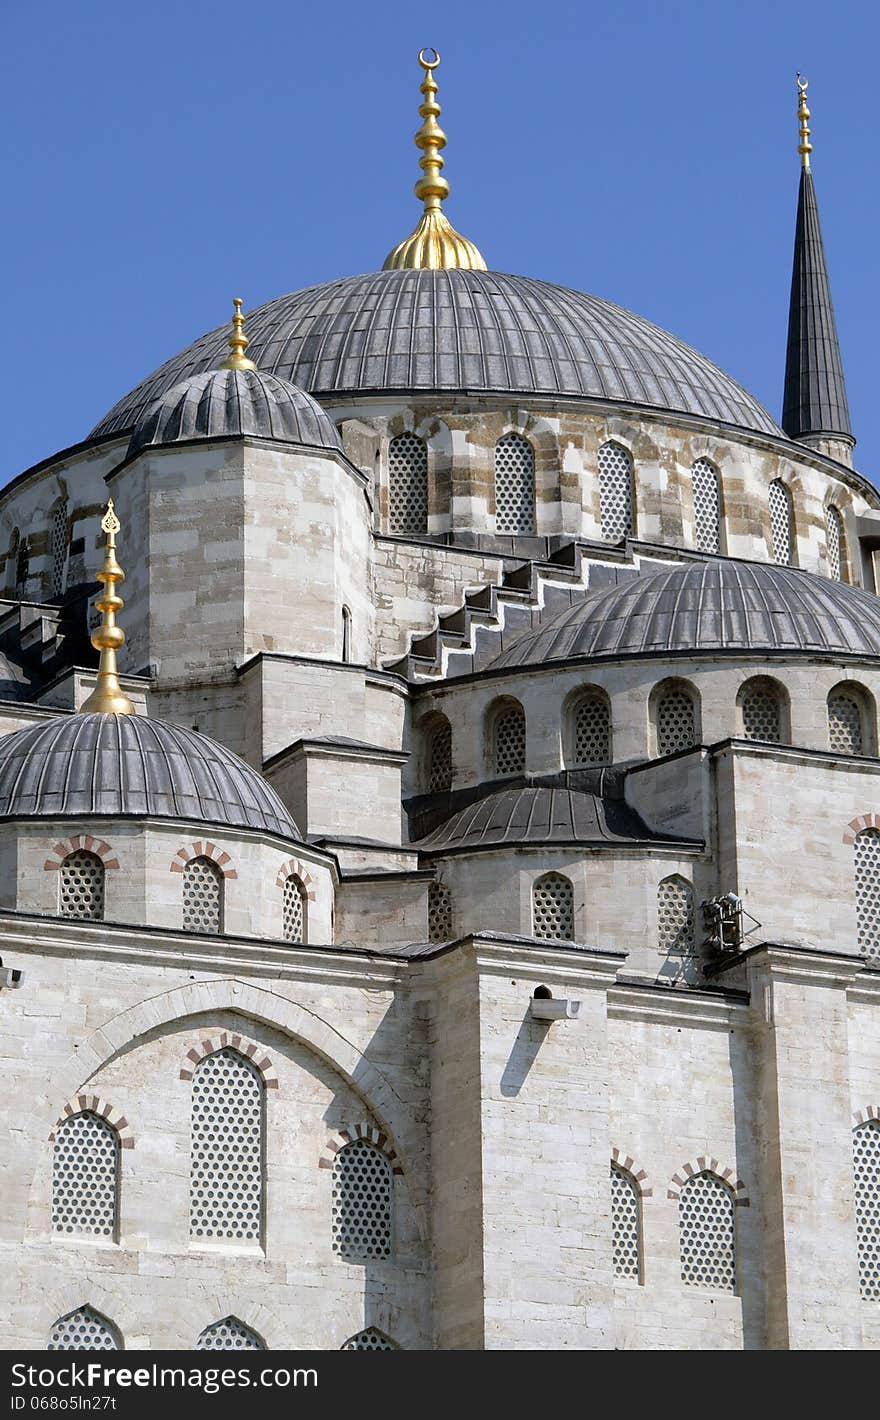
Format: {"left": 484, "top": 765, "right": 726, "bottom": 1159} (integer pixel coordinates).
{"left": 0, "top": 714, "right": 301, "bottom": 839}
{"left": 92, "top": 270, "right": 783, "bottom": 441}
{"left": 488, "top": 560, "right": 880, "bottom": 669}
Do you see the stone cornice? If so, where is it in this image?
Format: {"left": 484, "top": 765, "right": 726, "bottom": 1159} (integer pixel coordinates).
{"left": 709, "top": 940, "right": 865, "bottom": 989}
{"left": 608, "top": 979, "right": 750, "bottom": 1030}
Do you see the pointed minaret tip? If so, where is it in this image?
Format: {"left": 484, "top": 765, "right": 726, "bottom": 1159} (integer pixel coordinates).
{"left": 220, "top": 297, "right": 257, "bottom": 371}
{"left": 797, "top": 74, "right": 812, "bottom": 170}
{"left": 80, "top": 500, "right": 135, "bottom": 715}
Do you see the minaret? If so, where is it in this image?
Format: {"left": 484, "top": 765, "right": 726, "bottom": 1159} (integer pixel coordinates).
{"left": 781, "top": 76, "right": 855, "bottom": 465}
{"left": 383, "top": 49, "right": 487, "bottom": 271}
{"left": 80, "top": 500, "right": 135, "bottom": 715}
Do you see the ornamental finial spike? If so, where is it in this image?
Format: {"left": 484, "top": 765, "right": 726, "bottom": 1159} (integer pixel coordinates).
{"left": 382, "top": 49, "right": 487, "bottom": 271}
{"left": 220, "top": 297, "right": 257, "bottom": 371}
{"left": 797, "top": 74, "right": 813, "bottom": 171}
{"left": 80, "top": 499, "right": 135, "bottom": 716}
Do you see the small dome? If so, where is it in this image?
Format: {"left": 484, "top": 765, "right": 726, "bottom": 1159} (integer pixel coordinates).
{"left": 487, "top": 560, "right": 880, "bottom": 670}
{"left": 415, "top": 784, "right": 693, "bottom": 850}
{"left": 127, "top": 367, "right": 342, "bottom": 459}
{"left": 0, "top": 713, "right": 301, "bottom": 840}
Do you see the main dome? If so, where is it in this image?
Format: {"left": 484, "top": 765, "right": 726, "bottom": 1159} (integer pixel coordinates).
{"left": 91, "top": 269, "right": 783, "bottom": 441}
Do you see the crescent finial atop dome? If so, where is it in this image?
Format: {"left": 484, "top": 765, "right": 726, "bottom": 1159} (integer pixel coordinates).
{"left": 80, "top": 500, "right": 135, "bottom": 716}
{"left": 220, "top": 297, "right": 257, "bottom": 371}
{"left": 382, "top": 49, "right": 487, "bottom": 272}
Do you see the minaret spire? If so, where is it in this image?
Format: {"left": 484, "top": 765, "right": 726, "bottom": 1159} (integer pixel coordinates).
{"left": 782, "top": 75, "right": 854, "bottom": 463}
{"left": 80, "top": 501, "right": 135, "bottom": 715}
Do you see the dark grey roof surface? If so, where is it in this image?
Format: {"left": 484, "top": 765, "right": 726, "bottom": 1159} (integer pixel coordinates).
{"left": 0, "top": 713, "right": 301, "bottom": 839}
{"left": 415, "top": 784, "right": 692, "bottom": 851}
{"left": 782, "top": 170, "right": 852, "bottom": 442}
{"left": 128, "top": 367, "right": 341, "bottom": 457}
{"left": 92, "top": 270, "right": 783, "bottom": 441}
{"left": 487, "top": 559, "right": 880, "bottom": 670}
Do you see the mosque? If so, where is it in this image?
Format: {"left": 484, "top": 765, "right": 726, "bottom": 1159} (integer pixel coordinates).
{"left": 1, "top": 51, "right": 878, "bottom": 1351}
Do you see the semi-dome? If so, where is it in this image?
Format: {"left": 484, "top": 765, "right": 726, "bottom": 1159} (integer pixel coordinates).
{"left": 487, "top": 560, "right": 880, "bottom": 670}
{"left": 92, "top": 270, "right": 783, "bottom": 442}
{"left": 126, "top": 366, "right": 342, "bottom": 459}
{"left": 0, "top": 713, "right": 301, "bottom": 839}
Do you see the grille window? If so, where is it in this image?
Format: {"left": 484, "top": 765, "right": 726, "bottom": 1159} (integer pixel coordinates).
{"left": 658, "top": 876, "right": 694, "bottom": 957}
{"left": 388, "top": 433, "right": 428, "bottom": 535}
{"left": 282, "top": 875, "right": 306, "bottom": 943}
{"left": 183, "top": 856, "right": 224, "bottom": 934}
{"left": 342, "top": 1328, "right": 397, "bottom": 1350}
{"left": 769, "top": 480, "right": 793, "bottom": 564}
{"left": 598, "top": 442, "right": 633, "bottom": 542}
{"left": 692, "top": 458, "right": 721, "bottom": 553}
{"left": 190, "top": 1049, "right": 264, "bottom": 1244}
{"left": 655, "top": 685, "right": 696, "bottom": 756}
{"left": 51, "top": 500, "right": 68, "bottom": 596}
{"left": 740, "top": 679, "right": 783, "bottom": 743}
{"left": 48, "top": 1308, "right": 120, "bottom": 1350}
{"left": 679, "top": 1172, "right": 736, "bottom": 1292}
{"left": 196, "top": 1318, "right": 265, "bottom": 1350}
{"left": 15, "top": 536, "right": 28, "bottom": 595}
{"left": 494, "top": 433, "right": 535, "bottom": 534}
{"left": 428, "top": 881, "right": 452, "bottom": 941}
{"left": 6, "top": 529, "right": 19, "bottom": 593}
{"left": 532, "top": 872, "right": 574, "bottom": 940}
{"left": 60, "top": 850, "right": 105, "bottom": 920}
{"left": 52, "top": 1111, "right": 119, "bottom": 1238}
{"left": 855, "top": 828, "right": 880, "bottom": 961}
{"left": 828, "top": 691, "right": 864, "bottom": 756}
{"left": 854, "top": 1120, "right": 880, "bottom": 1300}
{"left": 493, "top": 703, "right": 526, "bottom": 777}
{"left": 826, "top": 506, "right": 844, "bottom": 581}
{"left": 427, "top": 719, "right": 452, "bottom": 792}
{"left": 572, "top": 691, "right": 611, "bottom": 766}
{"left": 611, "top": 1164, "right": 641, "bottom": 1280}
{"left": 331, "top": 1139, "right": 393, "bottom": 1261}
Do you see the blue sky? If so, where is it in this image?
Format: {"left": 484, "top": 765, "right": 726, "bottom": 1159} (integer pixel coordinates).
{"left": 2, "top": 0, "right": 877, "bottom": 483}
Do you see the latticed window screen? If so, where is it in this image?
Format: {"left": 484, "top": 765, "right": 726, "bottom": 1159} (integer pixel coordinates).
{"left": 657, "top": 876, "right": 695, "bottom": 957}
{"left": 427, "top": 719, "right": 453, "bottom": 792}
{"left": 190, "top": 1049, "right": 264, "bottom": 1244}
{"left": 282, "top": 875, "right": 306, "bottom": 943}
{"left": 610, "top": 1164, "right": 641, "bottom": 1280}
{"left": 532, "top": 873, "right": 574, "bottom": 940}
{"left": 656, "top": 686, "right": 696, "bottom": 756}
{"left": 853, "top": 1120, "right": 880, "bottom": 1300}
{"left": 598, "top": 442, "right": 633, "bottom": 542}
{"left": 48, "top": 1308, "right": 119, "bottom": 1351}
{"left": 692, "top": 458, "right": 721, "bottom": 553}
{"left": 826, "top": 506, "right": 844, "bottom": 581}
{"left": 494, "top": 433, "right": 535, "bottom": 534}
{"left": 15, "top": 537, "right": 28, "bottom": 594}
{"left": 6, "top": 529, "right": 18, "bottom": 591}
{"left": 679, "top": 1172, "right": 736, "bottom": 1292}
{"left": 331, "top": 1139, "right": 393, "bottom": 1261}
{"left": 196, "top": 1318, "right": 265, "bottom": 1350}
{"left": 494, "top": 703, "right": 526, "bottom": 776}
{"left": 388, "top": 433, "right": 428, "bottom": 535}
{"left": 341, "top": 1328, "right": 397, "bottom": 1351}
{"left": 573, "top": 692, "right": 611, "bottom": 765}
{"left": 183, "top": 856, "right": 223, "bottom": 934}
{"left": 51, "top": 500, "right": 68, "bottom": 596}
{"left": 854, "top": 829, "right": 880, "bottom": 961}
{"left": 60, "top": 850, "right": 105, "bottom": 920}
{"left": 828, "top": 692, "right": 864, "bottom": 756}
{"left": 428, "top": 881, "right": 453, "bottom": 941}
{"left": 740, "top": 681, "right": 782, "bottom": 743}
{"left": 52, "top": 1111, "right": 119, "bottom": 1238}
{"left": 769, "top": 480, "right": 793, "bottom": 564}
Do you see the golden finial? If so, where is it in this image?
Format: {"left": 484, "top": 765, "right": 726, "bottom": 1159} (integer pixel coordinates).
{"left": 80, "top": 500, "right": 135, "bottom": 716}
{"left": 220, "top": 297, "right": 257, "bottom": 371}
{"left": 383, "top": 49, "right": 487, "bottom": 272}
{"left": 797, "top": 74, "right": 813, "bottom": 170}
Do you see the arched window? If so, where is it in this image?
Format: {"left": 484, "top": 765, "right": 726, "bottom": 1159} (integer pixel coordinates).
{"left": 570, "top": 689, "right": 611, "bottom": 766}
{"left": 341, "top": 1328, "right": 398, "bottom": 1350}
{"left": 388, "top": 433, "right": 428, "bottom": 535}
{"left": 826, "top": 506, "right": 845, "bottom": 581}
{"left": 494, "top": 432, "right": 535, "bottom": 535}
{"left": 428, "top": 880, "right": 453, "bottom": 941}
{"left": 52, "top": 1110, "right": 119, "bottom": 1239}
{"left": 426, "top": 716, "right": 453, "bottom": 793}
{"left": 654, "top": 681, "right": 697, "bottom": 756}
{"left": 190, "top": 1048, "right": 264, "bottom": 1245}
{"left": 51, "top": 499, "right": 68, "bottom": 597}
{"left": 738, "top": 677, "right": 786, "bottom": 744}
{"left": 657, "top": 875, "right": 694, "bottom": 959}
{"left": 678, "top": 1171, "right": 736, "bottom": 1292}
{"left": 828, "top": 684, "right": 868, "bottom": 756}
{"left": 282, "top": 874, "right": 307, "bottom": 944}
{"left": 532, "top": 872, "right": 574, "bottom": 940}
{"left": 610, "top": 1163, "right": 642, "bottom": 1281}
{"left": 853, "top": 1119, "right": 880, "bottom": 1300}
{"left": 492, "top": 701, "right": 526, "bottom": 777}
{"left": 59, "top": 850, "right": 105, "bottom": 920}
{"left": 6, "top": 528, "right": 19, "bottom": 594}
{"left": 598, "top": 441, "right": 634, "bottom": 542}
{"left": 769, "top": 479, "right": 793, "bottom": 565}
{"left": 48, "top": 1307, "right": 120, "bottom": 1350}
{"left": 854, "top": 828, "right": 880, "bottom": 961}
{"left": 15, "top": 535, "right": 29, "bottom": 597}
{"left": 182, "top": 856, "right": 224, "bottom": 934}
{"left": 331, "top": 1139, "right": 393, "bottom": 1261}
{"left": 196, "top": 1317, "right": 266, "bottom": 1350}
{"left": 691, "top": 458, "right": 721, "bottom": 553}
{"left": 341, "top": 605, "right": 352, "bottom": 663}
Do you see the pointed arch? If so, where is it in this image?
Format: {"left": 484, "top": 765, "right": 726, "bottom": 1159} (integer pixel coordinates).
{"left": 691, "top": 457, "right": 721, "bottom": 553}
{"left": 189, "top": 1046, "right": 265, "bottom": 1245}
{"left": 768, "top": 479, "right": 794, "bottom": 565}
{"left": 598, "top": 440, "right": 634, "bottom": 541}
{"left": 532, "top": 871, "right": 574, "bottom": 941}
{"left": 494, "top": 432, "right": 535, "bottom": 534}
{"left": 195, "top": 1317, "right": 266, "bottom": 1350}
{"left": 388, "top": 432, "right": 428, "bottom": 535}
